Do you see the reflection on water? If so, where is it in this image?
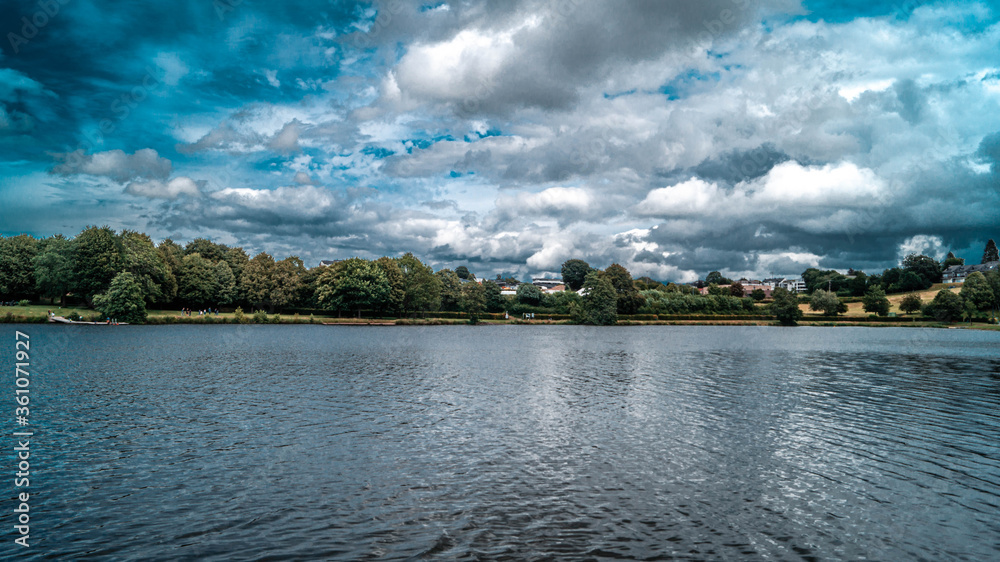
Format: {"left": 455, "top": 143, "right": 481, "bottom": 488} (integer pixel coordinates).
{"left": 4, "top": 325, "right": 1000, "bottom": 560}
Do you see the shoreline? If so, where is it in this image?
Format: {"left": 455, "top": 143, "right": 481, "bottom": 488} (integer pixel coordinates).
{"left": 2, "top": 313, "right": 996, "bottom": 331}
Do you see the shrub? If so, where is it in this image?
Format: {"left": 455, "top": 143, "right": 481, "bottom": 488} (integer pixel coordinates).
{"left": 253, "top": 310, "right": 269, "bottom": 324}
{"left": 18, "top": 299, "right": 30, "bottom": 306}
{"left": 234, "top": 307, "right": 249, "bottom": 324}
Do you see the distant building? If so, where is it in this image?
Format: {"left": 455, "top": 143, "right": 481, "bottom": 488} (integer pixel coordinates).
{"left": 531, "top": 278, "right": 564, "bottom": 291}
{"left": 319, "top": 260, "right": 340, "bottom": 267}
{"left": 943, "top": 261, "right": 999, "bottom": 283}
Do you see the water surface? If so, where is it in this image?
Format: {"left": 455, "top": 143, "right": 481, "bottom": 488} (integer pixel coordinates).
{"left": 4, "top": 325, "right": 1000, "bottom": 560}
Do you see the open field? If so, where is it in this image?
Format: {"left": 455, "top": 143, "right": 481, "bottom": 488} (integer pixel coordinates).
{"left": 799, "top": 283, "right": 963, "bottom": 318}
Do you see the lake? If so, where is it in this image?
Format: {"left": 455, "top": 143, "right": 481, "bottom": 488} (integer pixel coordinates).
{"left": 3, "top": 325, "right": 1000, "bottom": 560}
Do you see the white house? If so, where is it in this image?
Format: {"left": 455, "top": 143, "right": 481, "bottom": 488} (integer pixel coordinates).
{"left": 943, "top": 261, "right": 999, "bottom": 283}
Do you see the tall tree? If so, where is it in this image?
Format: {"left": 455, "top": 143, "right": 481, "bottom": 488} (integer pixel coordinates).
{"left": 580, "top": 271, "right": 617, "bottom": 325}
{"left": 92, "top": 272, "right": 147, "bottom": 324}
{"left": 271, "top": 256, "right": 305, "bottom": 311}
{"left": 72, "top": 226, "right": 122, "bottom": 302}
{"left": 178, "top": 253, "right": 218, "bottom": 306}
{"left": 213, "top": 261, "right": 238, "bottom": 305}
{"left": 120, "top": 230, "right": 171, "bottom": 304}
{"left": 316, "top": 257, "right": 390, "bottom": 316}
{"left": 560, "top": 259, "right": 592, "bottom": 291}
{"left": 374, "top": 257, "right": 405, "bottom": 314}
{"left": 983, "top": 239, "right": 999, "bottom": 264}
{"left": 242, "top": 252, "right": 276, "bottom": 311}
{"left": 454, "top": 266, "right": 473, "bottom": 280}
{"left": 482, "top": 280, "right": 505, "bottom": 313}
{"left": 460, "top": 280, "right": 486, "bottom": 323}
{"left": 604, "top": 263, "right": 645, "bottom": 315}
{"left": 435, "top": 269, "right": 463, "bottom": 311}
{"left": 33, "top": 235, "right": 74, "bottom": 304}
{"left": 0, "top": 234, "right": 41, "bottom": 299}
{"left": 398, "top": 253, "right": 441, "bottom": 314}
{"left": 901, "top": 254, "right": 943, "bottom": 286}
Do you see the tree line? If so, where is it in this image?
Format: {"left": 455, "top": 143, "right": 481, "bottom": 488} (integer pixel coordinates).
{"left": 2, "top": 228, "right": 996, "bottom": 325}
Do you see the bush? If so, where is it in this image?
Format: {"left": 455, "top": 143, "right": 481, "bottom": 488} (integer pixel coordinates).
{"left": 253, "top": 310, "right": 269, "bottom": 324}
{"left": 234, "top": 306, "right": 249, "bottom": 324}
{"left": 18, "top": 299, "right": 30, "bottom": 307}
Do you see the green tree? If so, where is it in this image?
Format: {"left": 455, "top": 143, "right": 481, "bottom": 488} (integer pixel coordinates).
{"left": 0, "top": 234, "right": 40, "bottom": 299}
{"left": 33, "top": 235, "right": 74, "bottom": 304}
{"left": 454, "top": 266, "right": 473, "bottom": 280}
{"left": 398, "top": 253, "right": 441, "bottom": 314}
{"left": 178, "top": 253, "right": 218, "bottom": 306}
{"left": 902, "top": 254, "right": 943, "bottom": 286}
{"left": 927, "top": 289, "right": 963, "bottom": 322}
{"left": 271, "top": 256, "right": 305, "bottom": 311}
{"left": 436, "top": 269, "right": 463, "bottom": 311}
{"left": 899, "top": 294, "right": 923, "bottom": 315}
{"left": 809, "top": 289, "right": 843, "bottom": 316}
{"left": 120, "top": 230, "right": 171, "bottom": 304}
{"left": 560, "top": 259, "right": 592, "bottom": 291}
{"left": 705, "top": 271, "right": 731, "bottom": 285}
{"left": 460, "top": 281, "right": 486, "bottom": 323}
{"left": 580, "top": 271, "right": 617, "bottom": 325}
{"left": 862, "top": 286, "right": 891, "bottom": 316}
{"left": 157, "top": 239, "right": 184, "bottom": 303}
{"left": 213, "top": 261, "right": 238, "bottom": 305}
{"left": 960, "top": 272, "right": 995, "bottom": 313}
{"left": 983, "top": 239, "right": 999, "bottom": 264}
{"left": 316, "top": 257, "right": 390, "bottom": 317}
{"left": 986, "top": 269, "right": 1000, "bottom": 319}
{"left": 848, "top": 272, "right": 868, "bottom": 296}
{"left": 750, "top": 288, "right": 766, "bottom": 301}
{"left": 224, "top": 247, "right": 250, "bottom": 302}
{"left": 516, "top": 282, "right": 543, "bottom": 306}
{"left": 604, "top": 263, "right": 645, "bottom": 314}
{"left": 374, "top": 257, "right": 405, "bottom": 314}
{"left": 71, "top": 226, "right": 122, "bottom": 302}
{"left": 482, "top": 280, "right": 505, "bottom": 312}
{"left": 92, "top": 272, "right": 147, "bottom": 324}
{"left": 242, "top": 252, "right": 276, "bottom": 311}
{"left": 892, "top": 270, "right": 926, "bottom": 293}
{"left": 942, "top": 251, "right": 964, "bottom": 267}
{"left": 770, "top": 287, "right": 803, "bottom": 325}
{"left": 185, "top": 238, "right": 230, "bottom": 263}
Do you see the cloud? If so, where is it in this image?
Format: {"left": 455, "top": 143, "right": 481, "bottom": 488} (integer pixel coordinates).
{"left": 125, "top": 176, "right": 202, "bottom": 199}
{"left": 51, "top": 149, "right": 173, "bottom": 183}
{"left": 897, "top": 234, "right": 946, "bottom": 261}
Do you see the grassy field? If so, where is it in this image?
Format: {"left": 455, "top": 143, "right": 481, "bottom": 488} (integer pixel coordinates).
{"left": 798, "top": 283, "right": 962, "bottom": 318}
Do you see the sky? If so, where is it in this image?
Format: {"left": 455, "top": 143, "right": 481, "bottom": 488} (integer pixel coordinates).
{"left": 1, "top": 0, "right": 998, "bottom": 282}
